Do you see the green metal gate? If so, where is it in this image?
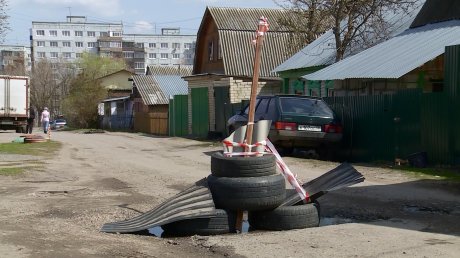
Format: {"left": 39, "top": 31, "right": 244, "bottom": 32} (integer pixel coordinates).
{"left": 191, "top": 87, "right": 209, "bottom": 138}
{"left": 169, "top": 95, "right": 188, "bottom": 137}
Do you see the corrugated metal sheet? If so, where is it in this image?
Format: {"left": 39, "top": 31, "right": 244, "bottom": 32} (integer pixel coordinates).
{"left": 146, "top": 65, "right": 193, "bottom": 76}
{"left": 273, "top": 3, "right": 423, "bottom": 73}
{"left": 208, "top": 7, "right": 291, "bottom": 32}
{"left": 304, "top": 20, "right": 460, "bottom": 80}
{"left": 411, "top": 0, "right": 460, "bottom": 28}
{"left": 133, "top": 74, "right": 189, "bottom": 105}
{"left": 220, "top": 30, "right": 299, "bottom": 78}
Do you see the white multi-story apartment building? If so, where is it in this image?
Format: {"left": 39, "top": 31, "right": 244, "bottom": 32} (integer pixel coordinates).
{"left": 0, "top": 45, "right": 32, "bottom": 74}
{"left": 30, "top": 16, "right": 196, "bottom": 74}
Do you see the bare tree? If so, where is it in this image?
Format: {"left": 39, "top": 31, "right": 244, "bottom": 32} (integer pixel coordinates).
{"left": 276, "top": 0, "right": 422, "bottom": 61}
{"left": 0, "top": 0, "right": 9, "bottom": 43}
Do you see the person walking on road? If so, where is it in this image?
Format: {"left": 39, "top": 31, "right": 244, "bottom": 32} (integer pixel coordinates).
{"left": 26, "top": 111, "right": 35, "bottom": 134}
{"left": 41, "top": 107, "right": 50, "bottom": 134}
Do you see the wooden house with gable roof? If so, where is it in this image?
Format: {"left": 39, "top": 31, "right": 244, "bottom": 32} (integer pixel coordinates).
{"left": 184, "top": 6, "right": 304, "bottom": 138}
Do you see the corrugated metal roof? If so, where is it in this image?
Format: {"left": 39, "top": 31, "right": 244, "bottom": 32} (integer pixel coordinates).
{"left": 207, "top": 7, "right": 291, "bottom": 32}
{"left": 219, "top": 30, "right": 300, "bottom": 78}
{"left": 146, "top": 65, "right": 193, "bottom": 76}
{"left": 411, "top": 0, "right": 460, "bottom": 28}
{"left": 132, "top": 74, "right": 188, "bottom": 105}
{"left": 304, "top": 20, "right": 460, "bottom": 81}
{"left": 273, "top": 3, "right": 423, "bottom": 73}
{"left": 102, "top": 96, "right": 130, "bottom": 102}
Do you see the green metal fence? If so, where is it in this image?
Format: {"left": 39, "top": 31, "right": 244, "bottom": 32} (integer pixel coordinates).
{"left": 169, "top": 95, "right": 188, "bottom": 137}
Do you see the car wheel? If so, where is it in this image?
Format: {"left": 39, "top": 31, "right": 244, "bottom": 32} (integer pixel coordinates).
{"left": 161, "top": 209, "right": 236, "bottom": 236}
{"left": 210, "top": 151, "right": 276, "bottom": 178}
{"left": 207, "top": 174, "right": 286, "bottom": 211}
{"left": 248, "top": 202, "right": 320, "bottom": 231}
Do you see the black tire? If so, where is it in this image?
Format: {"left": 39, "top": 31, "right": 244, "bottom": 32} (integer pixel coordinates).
{"left": 210, "top": 151, "right": 276, "bottom": 177}
{"left": 207, "top": 174, "right": 285, "bottom": 211}
{"left": 161, "top": 209, "right": 236, "bottom": 236}
{"left": 248, "top": 202, "right": 320, "bottom": 231}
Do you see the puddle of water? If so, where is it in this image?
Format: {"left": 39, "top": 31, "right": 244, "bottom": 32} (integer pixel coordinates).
{"left": 320, "top": 217, "right": 355, "bottom": 226}
{"left": 148, "top": 226, "right": 164, "bottom": 237}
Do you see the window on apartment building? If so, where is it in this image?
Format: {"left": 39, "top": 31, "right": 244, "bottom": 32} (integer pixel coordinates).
{"left": 208, "top": 41, "right": 214, "bottom": 61}
{"left": 184, "top": 53, "right": 192, "bottom": 59}
{"left": 62, "top": 30, "right": 70, "bottom": 36}
{"left": 172, "top": 53, "right": 180, "bottom": 59}
{"left": 36, "top": 30, "right": 45, "bottom": 36}
{"left": 63, "top": 52, "right": 72, "bottom": 59}
{"left": 172, "top": 43, "right": 180, "bottom": 49}
{"left": 37, "top": 52, "right": 46, "bottom": 58}
{"left": 184, "top": 43, "right": 192, "bottom": 49}
{"left": 63, "top": 41, "right": 71, "bottom": 47}
{"left": 50, "top": 41, "right": 58, "bottom": 47}
{"left": 148, "top": 53, "right": 156, "bottom": 59}
{"left": 135, "top": 43, "right": 144, "bottom": 48}
{"left": 75, "top": 31, "right": 83, "bottom": 37}
{"left": 161, "top": 43, "right": 168, "bottom": 48}
{"left": 160, "top": 53, "right": 168, "bottom": 59}
{"left": 51, "top": 63, "right": 58, "bottom": 69}
{"left": 149, "top": 43, "right": 156, "bottom": 48}
{"left": 134, "top": 62, "right": 145, "bottom": 69}
{"left": 134, "top": 52, "right": 144, "bottom": 58}
{"left": 87, "top": 31, "right": 95, "bottom": 37}
{"left": 110, "top": 42, "right": 122, "bottom": 48}
{"left": 87, "top": 42, "right": 97, "bottom": 48}
{"left": 37, "top": 41, "right": 45, "bottom": 47}
{"left": 76, "top": 53, "right": 83, "bottom": 58}
{"left": 50, "top": 52, "right": 58, "bottom": 58}
{"left": 112, "top": 32, "right": 122, "bottom": 37}
{"left": 100, "top": 32, "right": 109, "bottom": 37}
{"left": 76, "top": 42, "right": 83, "bottom": 47}
{"left": 49, "top": 30, "right": 57, "bottom": 36}
{"left": 124, "top": 52, "right": 134, "bottom": 58}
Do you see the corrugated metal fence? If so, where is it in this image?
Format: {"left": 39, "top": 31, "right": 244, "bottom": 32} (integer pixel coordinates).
{"left": 324, "top": 89, "right": 452, "bottom": 164}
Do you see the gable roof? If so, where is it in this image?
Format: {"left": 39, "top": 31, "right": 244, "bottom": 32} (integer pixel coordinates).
{"left": 194, "top": 6, "right": 303, "bottom": 78}
{"left": 132, "top": 74, "right": 188, "bottom": 105}
{"left": 304, "top": 20, "right": 460, "bottom": 80}
{"left": 273, "top": 3, "right": 423, "bottom": 73}
{"left": 146, "top": 65, "right": 193, "bottom": 76}
{"left": 411, "top": 0, "right": 460, "bottom": 28}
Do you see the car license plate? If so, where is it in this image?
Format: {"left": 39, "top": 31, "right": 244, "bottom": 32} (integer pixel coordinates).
{"left": 298, "top": 125, "right": 321, "bottom": 132}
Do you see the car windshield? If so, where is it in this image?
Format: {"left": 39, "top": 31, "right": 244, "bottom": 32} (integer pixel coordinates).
{"left": 279, "top": 97, "right": 333, "bottom": 117}
{"left": 56, "top": 119, "right": 66, "bottom": 123}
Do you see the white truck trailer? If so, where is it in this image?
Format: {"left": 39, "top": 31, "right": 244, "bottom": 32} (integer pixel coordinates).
{"left": 0, "top": 75, "right": 29, "bottom": 133}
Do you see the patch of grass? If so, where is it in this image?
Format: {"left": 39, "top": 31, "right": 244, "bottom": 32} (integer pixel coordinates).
{"left": 0, "top": 167, "right": 25, "bottom": 176}
{"left": 394, "top": 166, "right": 460, "bottom": 182}
{"left": 0, "top": 140, "right": 62, "bottom": 157}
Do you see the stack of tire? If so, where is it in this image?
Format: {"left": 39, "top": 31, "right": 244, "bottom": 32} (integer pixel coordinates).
{"left": 162, "top": 151, "right": 320, "bottom": 236}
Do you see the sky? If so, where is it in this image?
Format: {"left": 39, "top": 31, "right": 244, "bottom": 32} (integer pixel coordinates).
{"left": 5, "top": 0, "right": 281, "bottom": 46}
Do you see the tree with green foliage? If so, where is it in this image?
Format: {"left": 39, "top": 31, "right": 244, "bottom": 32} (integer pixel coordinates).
{"left": 62, "top": 53, "right": 126, "bottom": 128}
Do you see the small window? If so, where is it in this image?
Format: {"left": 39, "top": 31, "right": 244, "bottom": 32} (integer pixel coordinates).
{"left": 124, "top": 52, "right": 134, "bottom": 58}
{"left": 148, "top": 53, "right": 156, "bottom": 59}
{"left": 184, "top": 43, "right": 192, "bottom": 49}
{"left": 87, "top": 42, "right": 97, "bottom": 48}
{"left": 63, "top": 41, "right": 71, "bottom": 47}
{"left": 134, "top": 62, "right": 144, "bottom": 69}
{"left": 135, "top": 43, "right": 144, "bottom": 48}
{"left": 49, "top": 30, "right": 57, "bottom": 36}
{"left": 87, "top": 31, "right": 95, "bottom": 37}
{"left": 37, "top": 52, "right": 46, "bottom": 58}
{"left": 50, "top": 41, "right": 58, "bottom": 47}
{"left": 76, "top": 53, "right": 83, "bottom": 58}
{"left": 36, "top": 30, "right": 45, "bottom": 36}
{"left": 134, "top": 52, "right": 144, "bottom": 58}
{"left": 75, "top": 31, "right": 83, "bottom": 37}
{"left": 184, "top": 53, "right": 192, "bottom": 59}
{"left": 112, "top": 32, "right": 122, "bottom": 37}
{"left": 63, "top": 52, "right": 72, "bottom": 59}
{"left": 172, "top": 43, "right": 180, "bottom": 49}
{"left": 76, "top": 42, "right": 83, "bottom": 47}
{"left": 160, "top": 53, "right": 168, "bottom": 59}
{"left": 62, "top": 30, "right": 70, "bottom": 36}
{"left": 161, "top": 43, "right": 168, "bottom": 48}
{"left": 100, "top": 32, "right": 108, "bottom": 37}
{"left": 172, "top": 53, "right": 180, "bottom": 59}
{"left": 51, "top": 63, "right": 58, "bottom": 69}
{"left": 37, "top": 41, "right": 45, "bottom": 47}
{"left": 149, "top": 43, "right": 156, "bottom": 48}
{"left": 50, "top": 52, "right": 58, "bottom": 58}
{"left": 208, "top": 41, "right": 214, "bottom": 61}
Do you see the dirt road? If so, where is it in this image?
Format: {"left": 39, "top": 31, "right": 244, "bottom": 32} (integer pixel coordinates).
{"left": 0, "top": 130, "right": 459, "bottom": 257}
